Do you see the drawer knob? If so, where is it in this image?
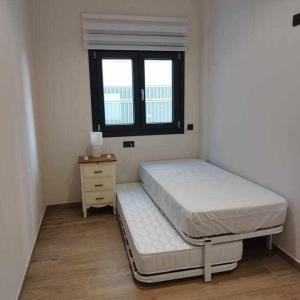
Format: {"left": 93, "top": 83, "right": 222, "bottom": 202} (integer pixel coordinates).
{"left": 94, "top": 170, "right": 103, "bottom": 174}
{"left": 95, "top": 184, "right": 103, "bottom": 187}
{"left": 96, "top": 197, "right": 104, "bottom": 200}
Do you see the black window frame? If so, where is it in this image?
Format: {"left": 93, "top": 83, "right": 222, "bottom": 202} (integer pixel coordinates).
{"left": 88, "top": 50, "right": 184, "bottom": 137}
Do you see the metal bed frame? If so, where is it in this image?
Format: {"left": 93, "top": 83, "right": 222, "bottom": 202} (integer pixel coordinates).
{"left": 184, "top": 226, "right": 281, "bottom": 282}
{"left": 169, "top": 219, "right": 282, "bottom": 281}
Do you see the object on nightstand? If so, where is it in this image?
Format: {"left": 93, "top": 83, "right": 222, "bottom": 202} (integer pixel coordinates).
{"left": 90, "top": 131, "right": 103, "bottom": 157}
{"left": 78, "top": 154, "right": 117, "bottom": 218}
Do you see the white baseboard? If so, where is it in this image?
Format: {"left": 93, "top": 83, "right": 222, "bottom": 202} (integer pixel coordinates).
{"left": 274, "top": 244, "right": 300, "bottom": 270}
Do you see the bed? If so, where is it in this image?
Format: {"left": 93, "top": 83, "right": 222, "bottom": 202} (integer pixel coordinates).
{"left": 140, "top": 159, "right": 287, "bottom": 242}
{"left": 117, "top": 183, "right": 243, "bottom": 283}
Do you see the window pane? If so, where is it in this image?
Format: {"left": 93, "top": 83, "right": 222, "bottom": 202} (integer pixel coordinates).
{"left": 144, "top": 60, "right": 173, "bottom": 124}
{"left": 102, "top": 59, "right": 134, "bottom": 125}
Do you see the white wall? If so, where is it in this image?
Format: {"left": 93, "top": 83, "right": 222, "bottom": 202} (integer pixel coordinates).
{"left": 207, "top": 0, "right": 300, "bottom": 261}
{"left": 0, "top": 0, "right": 45, "bottom": 299}
{"left": 30, "top": 0, "right": 207, "bottom": 204}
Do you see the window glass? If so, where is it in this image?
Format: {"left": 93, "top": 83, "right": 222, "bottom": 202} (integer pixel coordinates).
{"left": 102, "top": 59, "right": 134, "bottom": 125}
{"left": 144, "top": 60, "right": 173, "bottom": 124}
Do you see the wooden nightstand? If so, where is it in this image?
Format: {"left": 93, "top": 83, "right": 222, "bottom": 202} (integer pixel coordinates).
{"left": 78, "top": 154, "right": 117, "bottom": 217}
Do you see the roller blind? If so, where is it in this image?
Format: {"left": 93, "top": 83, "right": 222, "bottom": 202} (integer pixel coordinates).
{"left": 81, "top": 14, "right": 188, "bottom": 51}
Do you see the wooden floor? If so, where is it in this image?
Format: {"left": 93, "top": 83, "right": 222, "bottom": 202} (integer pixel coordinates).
{"left": 21, "top": 204, "right": 300, "bottom": 300}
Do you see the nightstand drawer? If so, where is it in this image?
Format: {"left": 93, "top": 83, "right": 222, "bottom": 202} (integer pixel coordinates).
{"left": 84, "top": 177, "right": 113, "bottom": 192}
{"left": 85, "top": 191, "right": 115, "bottom": 205}
{"left": 83, "top": 165, "right": 113, "bottom": 178}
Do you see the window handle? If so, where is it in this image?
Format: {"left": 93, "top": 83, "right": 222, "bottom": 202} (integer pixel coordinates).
{"left": 141, "top": 89, "right": 145, "bottom": 101}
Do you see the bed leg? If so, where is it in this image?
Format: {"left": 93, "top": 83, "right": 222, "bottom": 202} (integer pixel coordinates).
{"left": 204, "top": 239, "right": 212, "bottom": 282}
{"left": 266, "top": 235, "right": 273, "bottom": 250}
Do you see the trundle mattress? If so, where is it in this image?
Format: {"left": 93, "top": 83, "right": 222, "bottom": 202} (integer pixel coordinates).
{"left": 140, "top": 159, "right": 287, "bottom": 239}
{"left": 117, "top": 183, "right": 243, "bottom": 275}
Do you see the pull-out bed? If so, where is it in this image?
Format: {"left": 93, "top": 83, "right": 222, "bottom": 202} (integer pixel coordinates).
{"left": 117, "top": 183, "right": 243, "bottom": 283}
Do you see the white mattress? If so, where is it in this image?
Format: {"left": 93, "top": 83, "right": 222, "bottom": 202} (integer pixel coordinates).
{"left": 117, "top": 183, "right": 243, "bottom": 275}
{"left": 140, "top": 159, "right": 287, "bottom": 239}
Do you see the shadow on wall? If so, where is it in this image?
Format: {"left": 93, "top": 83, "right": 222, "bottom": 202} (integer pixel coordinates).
{"left": 67, "top": 145, "right": 91, "bottom": 203}
{"left": 67, "top": 158, "right": 82, "bottom": 204}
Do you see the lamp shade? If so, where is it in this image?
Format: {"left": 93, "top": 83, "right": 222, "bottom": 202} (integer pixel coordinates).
{"left": 90, "top": 132, "right": 103, "bottom": 146}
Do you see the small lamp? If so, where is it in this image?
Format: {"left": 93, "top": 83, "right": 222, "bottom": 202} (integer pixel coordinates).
{"left": 90, "top": 132, "right": 103, "bottom": 157}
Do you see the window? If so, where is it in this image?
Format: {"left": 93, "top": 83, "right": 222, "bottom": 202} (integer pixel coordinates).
{"left": 89, "top": 50, "right": 184, "bottom": 137}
